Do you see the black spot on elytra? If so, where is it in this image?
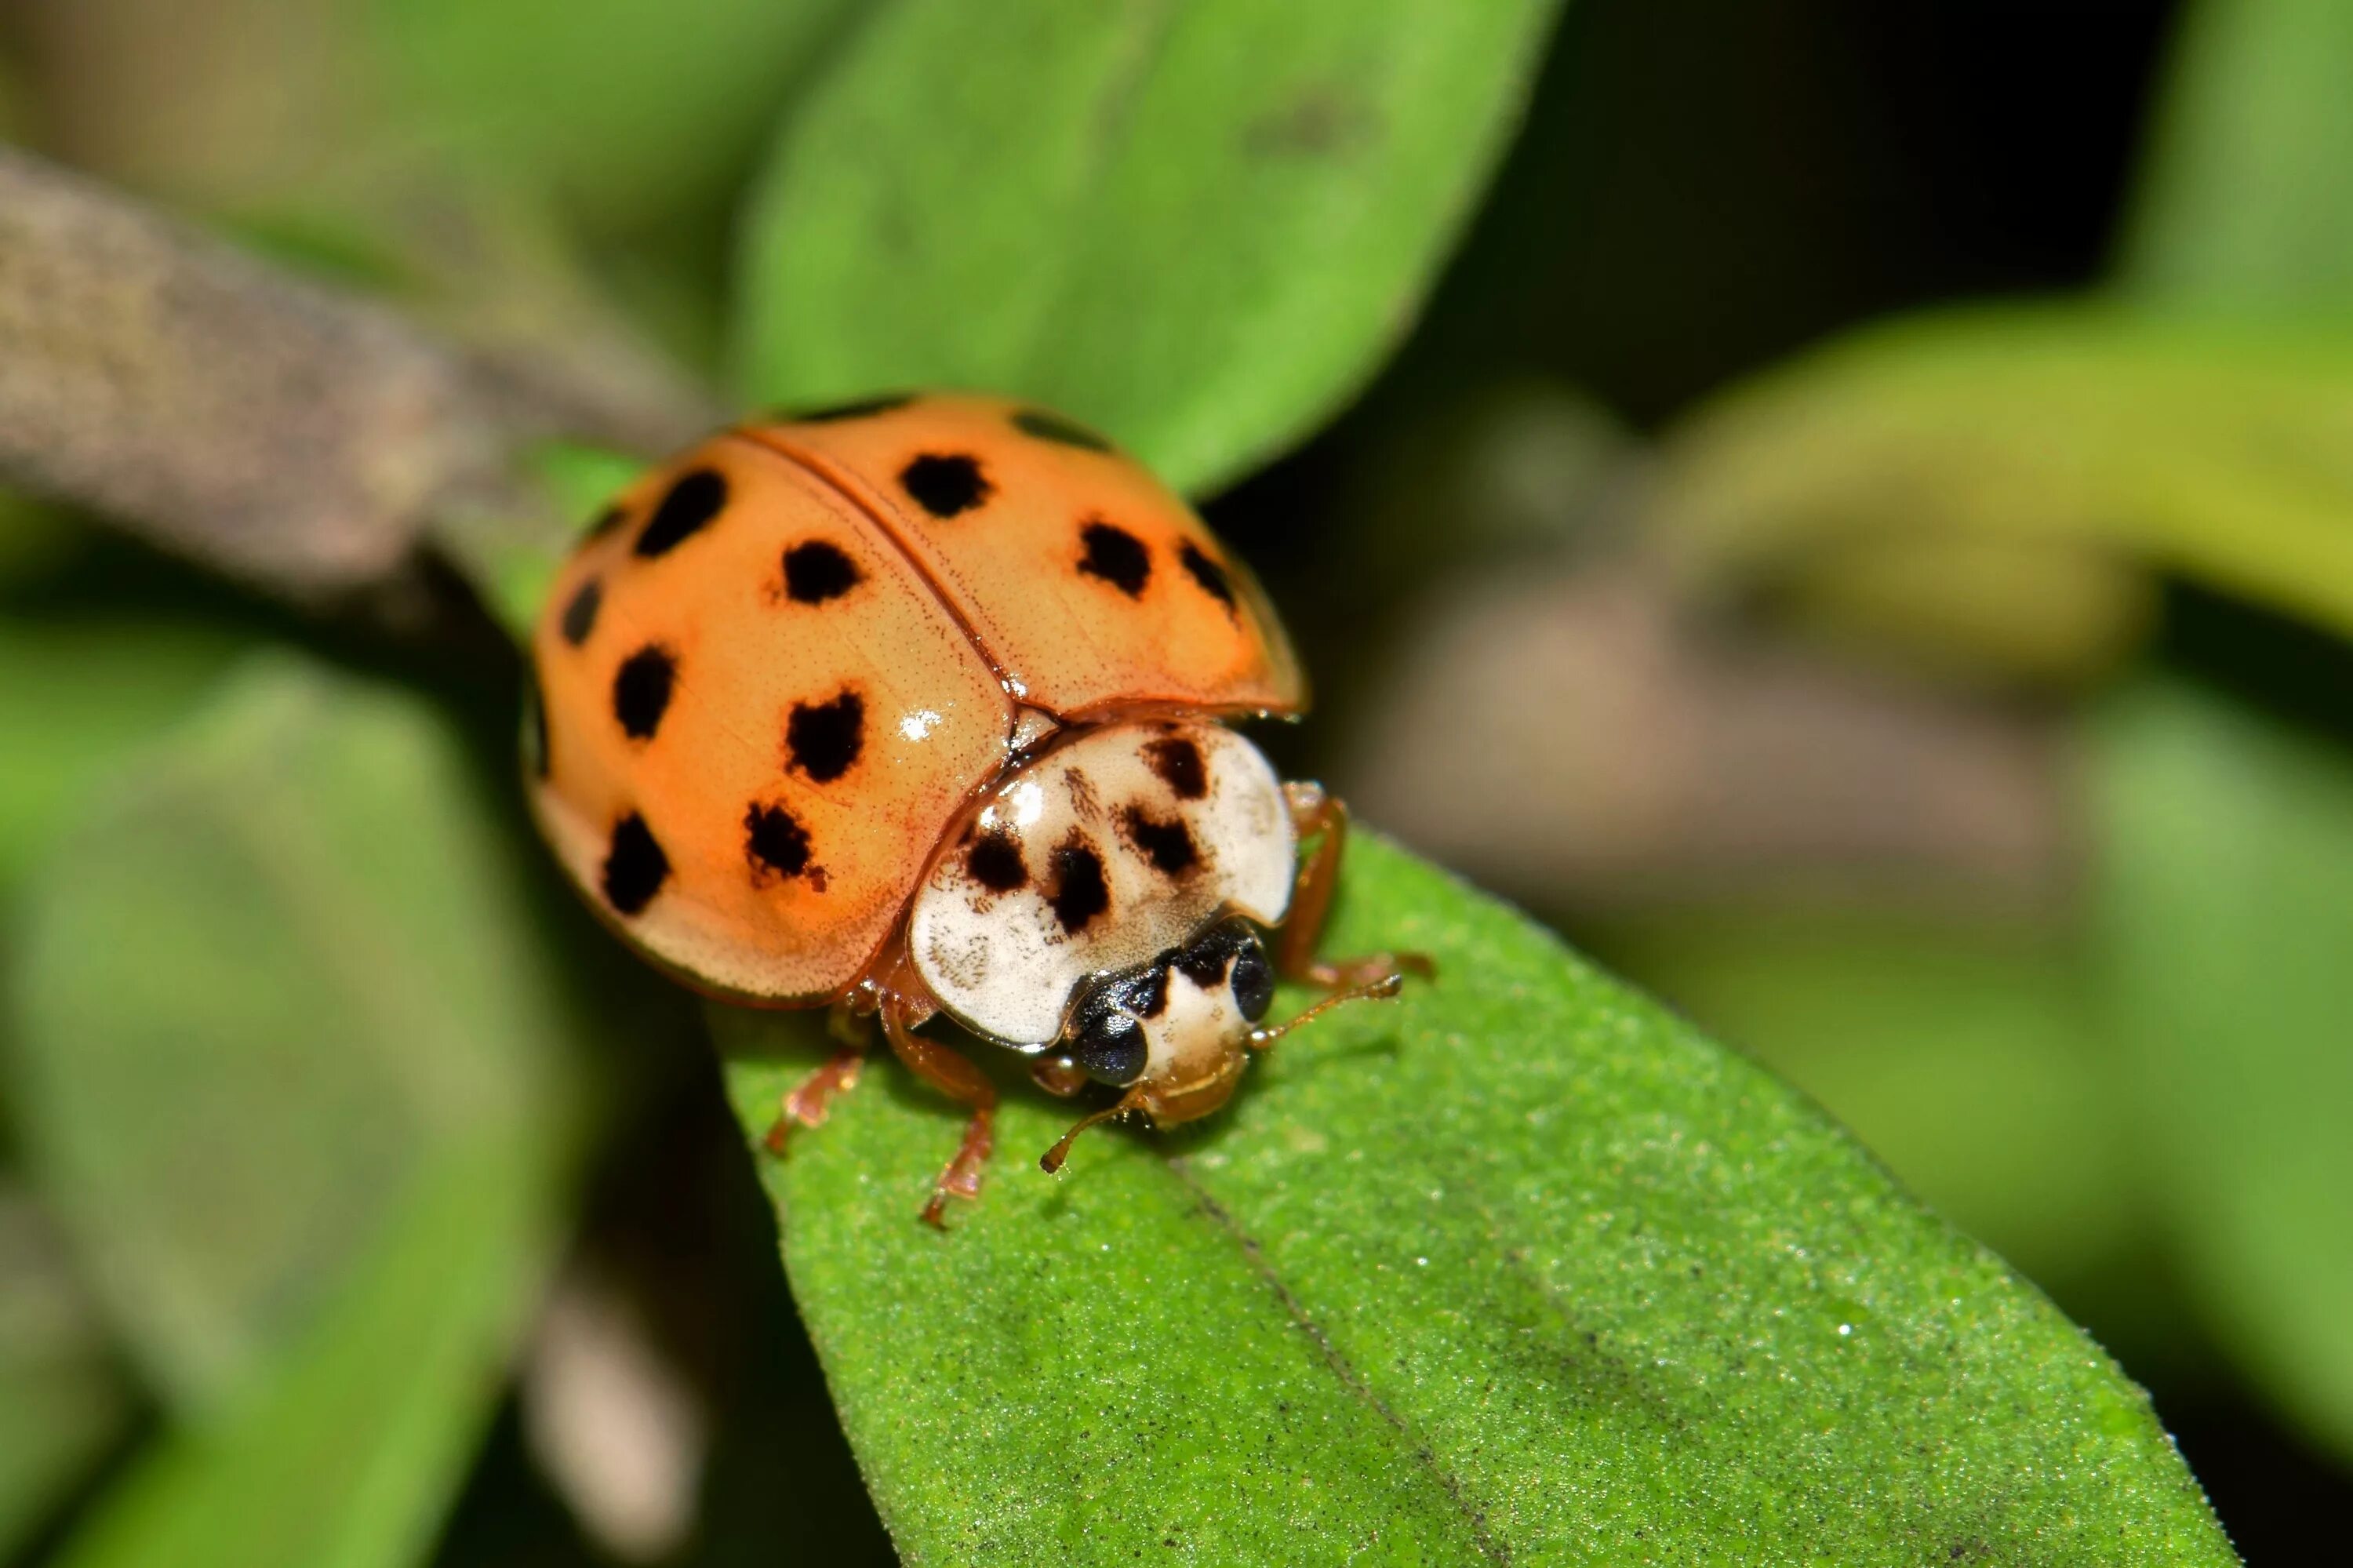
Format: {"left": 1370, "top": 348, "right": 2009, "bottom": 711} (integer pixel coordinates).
{"left": 1046, "top": 839, "right": 1111, "bottom": 934}
{"left": 602, "top": 813, "right": 668, "bottom": 915}
{"left": 522, "top": 667, "right": 549, "bottom": 778}
{"left": 613, "top": 645, "right": 676, "bottom": 740}
{"left": 966, "top": 829, "right": 1028, "bottom": 893}
{"left": 900, "top": 453, "right": 991, "bottom": 518}
{"left": 788, "top": 392, "right": 914, "bottom": 423}
{"left": 744, "top": 802, "right": 814, "bottom": 881}
{"left": 584, "top": 503, "right": 627, "bottom": 540}
{"left": 786, "top": 690, "right": 865, "bottom": 783}
{"left": 1118, "top": 806, "right": 1198, "bottom": 878}
{"left": 1078, "top": 521, "right": 1151, "bottom": 598}
{"left": 1013, "top": 408, "right": 1114, "bottom": 452}
{"left": 634, "top": 468, "right": 728, "bottom": 558}
{"left": 782, "top": 540, "right": 861, "bottom": 604}
{"left": 560, "top": 577, "right": 602, "bottom": 646}
{"left": 1180, "top": 541, "right": 1236, "bottom": 610}
{"left": 1143, "top": 736, "right": 1208, "bottom": 800}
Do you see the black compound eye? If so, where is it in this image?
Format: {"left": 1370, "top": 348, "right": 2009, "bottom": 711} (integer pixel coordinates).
{"left": 1072, "top": 1009, "right": 1147, "bottom": 1087}
{"left": 1229, "top": 940, "right": 1274, "bottom": 1022}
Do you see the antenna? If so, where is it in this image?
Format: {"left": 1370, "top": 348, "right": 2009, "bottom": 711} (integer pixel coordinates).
{"left": 1247, "top": 972, "right": 1403, "bottom": 1050}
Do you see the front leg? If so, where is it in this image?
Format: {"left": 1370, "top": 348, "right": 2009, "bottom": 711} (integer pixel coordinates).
{"left": 1275, "top": 780, "right": 1435, "bottom": 989}
{"left": 881, "top": 999, "right": 998, "bottom": 1228}
{"left": 763, "top": 996, "right": 871, "bottom": 1155}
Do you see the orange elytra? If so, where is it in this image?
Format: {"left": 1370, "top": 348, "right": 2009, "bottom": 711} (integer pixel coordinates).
{"left": 526, "top": 392, "right": 1424, "bottom": 1224}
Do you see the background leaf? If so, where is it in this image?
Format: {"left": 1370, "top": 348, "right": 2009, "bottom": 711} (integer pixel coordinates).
{"left": 5, "top": 656, "right": 602, "bottom": 1564}
{"left": 713, "top": 835, "right": 2231, "bottom": 1566}
{"left": 380, "top": 0, "right": 860, "bottom": 237}
{"left": 0, "top": 617, "right": 247, "bottom": 893}
{"left": 0, "top": 1190, "right": 131, "bottom": 1559}
{"left": 736, "top": 0, "right": 1563, "bottom": 494}
{"left": 1587, "top": 910, "right": 2159, "bottom": 1330}
{"left": 2091, "top": 680, "right": 2353, "bottom": 1461}
{"left": 2126, "top": 0, "right": 2353, "bottom": 307}
{"left": 1645, "top": 307, "right": 2353, "bottom": 670}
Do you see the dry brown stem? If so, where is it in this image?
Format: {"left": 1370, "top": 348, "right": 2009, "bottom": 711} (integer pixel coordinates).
{"left": 0, "top": 146, "right": 711, "bottom": 595}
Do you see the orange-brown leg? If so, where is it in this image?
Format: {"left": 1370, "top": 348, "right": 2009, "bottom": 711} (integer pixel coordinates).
{"left": 764, "top": 998, "right": 871, "bottom": 1155}
{"left": 1277, "top": 780, "right": 1435, "bottom": 988}
{"left": 881, "top": 1001, "right": 998, "bottom": 1228}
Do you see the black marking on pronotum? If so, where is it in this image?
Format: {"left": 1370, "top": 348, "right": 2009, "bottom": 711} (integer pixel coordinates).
{"left": 612, "top": 645, "right": 677, "bottom": 740}
{"left": 782, "top": 540, "right": 861, "bottom": 604}
{"left": 585, "top": 503, "right": 628, "bottom": 540}
{"left": 1174, "top": 922, "right": 1253, "bottom": 991}
{"left": 900, "top": 453, "right": 991, "bottom": 518}
{"left": 786, "top": 690, "right": 865, "bottom": 783}
{"left": 1180, "top": 541, "right": 1236, "bottom": 610}
{"left": 522, "top": 666, "right": 550, "bottom": 779}
{"left": 1013, "top": 408, "right": 1114, "bottom": 452}
{"left": 1129, "top": 964, "right": 1171, "bottom": 1019}
{"left": 1118, "top": 806, "right": 1198, "bottom": 879}
{"left": 634, "top": 469, "right": 729, "bottom": 558}
{"left": 1143, "top": 735, "right": 1208, "bottom": 800}
{"left": 1078, "top": 521, "right": 1151, "bottom": 598}
{"left": 965, "top": 829, "right": 1028, "bottom": 893}
{"left": 602, "top": 813, "right": 669, "bottom": 915}
{"left": 561, "top": 577, "right": 602, "bottom": 646}
{"left": 1046, "top": 839, "right": 1111, "bottom": 934}
{"left": 787, "top": 392, "right": 915, "bottom": 423}
{"left": 744, "top": 802, "right": 815, "bottom": 881}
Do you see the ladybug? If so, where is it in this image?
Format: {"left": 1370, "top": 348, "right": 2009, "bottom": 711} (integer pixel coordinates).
{"left": 526, "top": 393, "right": 1423, "bottom": 1224}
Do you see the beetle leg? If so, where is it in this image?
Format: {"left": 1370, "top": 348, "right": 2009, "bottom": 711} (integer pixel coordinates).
{"left": 1275, "top": 780, "right": 1435, "bottom": 989}
{"left": 762, "top": 997, "right": 873, "bottom": 1155}
{"left": 881, "top": 1000, "right": 998, "bottom": 1228}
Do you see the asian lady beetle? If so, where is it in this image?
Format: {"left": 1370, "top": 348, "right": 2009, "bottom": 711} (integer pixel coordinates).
{"left": 526, "top": 393, "right": 1424, "bottom": 1224}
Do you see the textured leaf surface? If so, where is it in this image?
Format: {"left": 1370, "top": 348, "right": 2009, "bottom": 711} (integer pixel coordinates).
{"left": 6, "top": 657, "right": 596, "bottom": 1566}
{"left": 736, "top": 0, "right": 1562, "bottom": 495}
{"left": 2093, "top": 681, "right": 2353, "bottom": 1461}
{"left": 1590, "top": 911, "right": 2154, "bottom": 1318}
{"left": 715, "top": 835, "right": 2232, "bottom": 1566}
{"left": 1646, "top": 306, "right": 2353, "bottom": 657}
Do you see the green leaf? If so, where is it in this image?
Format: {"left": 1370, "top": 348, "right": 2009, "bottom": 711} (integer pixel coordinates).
{"left": 381, "top": 0, "right": 859, "bottom": 235}
{"left": 53, "top": 1142, "right": 567, "bottom": 1568}
{"left": 1586, "top": 910, "right": 2158, "bottom": 1327}
{"left": 2091, "top": 680, "right": 2353, "bottom": 1461}
{"left": 2126, "top": 0, "right": 2353, "bottom": 308}
{"left": 714, "top": 835, "right": 2231, "bottom": 1565}
{"left": 1646, "top": 304, "right": 2353, "bottom": 663}
{"left": 0, "top": 1190, "right": 133, "bottom": 1560}
{"left": 736, "top": 0, "right": 1562, "bottom": 495}
{"left": 6, "top": 655, "right": 598, "bottom": 1566}
{"left": 0, "top": 617, "right": 248, "bottom": 893}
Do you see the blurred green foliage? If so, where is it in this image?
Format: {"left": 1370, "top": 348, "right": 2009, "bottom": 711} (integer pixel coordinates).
{"left": 8, "top": 660, "right": 606, "bottom": 1567}
{"left": 2093, "top": 682, "right": 2353, "bottom": 1458}
{"left": 0, "top": 1195, "right": 129, "bottom": 1563}
{"left": 2126, "top": 0, "right": 2353, "bottom": 307}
